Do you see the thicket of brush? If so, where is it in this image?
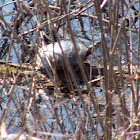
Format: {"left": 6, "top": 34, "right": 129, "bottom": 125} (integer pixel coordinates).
{"left": 0, "top": 0, "right": 139, "bottom": 139}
